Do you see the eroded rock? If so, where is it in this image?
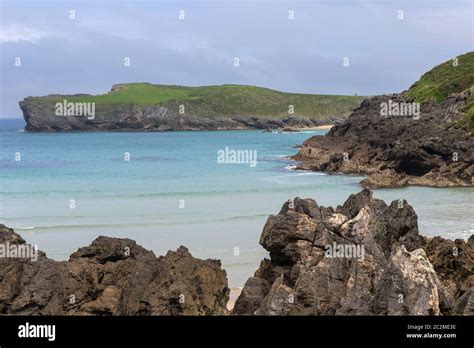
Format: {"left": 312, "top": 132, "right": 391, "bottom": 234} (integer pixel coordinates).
{"left": 233, "top": 190, "right": 473, "bottom": 315}
{"left": 0, "top": 225, "right": 229, "bottom": 315}
{"left": 293, "top": 90, "right": 474, "bottom": 188}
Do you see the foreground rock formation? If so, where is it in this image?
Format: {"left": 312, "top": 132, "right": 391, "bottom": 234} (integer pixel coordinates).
{"left": 293, "top": 89, "right": 474, "bottom": 188}
{"left": 0, "top": 225, "right": 229, "bottom": 315}
{"left": 233, "top": 189, "right": 473, "bottom": 315}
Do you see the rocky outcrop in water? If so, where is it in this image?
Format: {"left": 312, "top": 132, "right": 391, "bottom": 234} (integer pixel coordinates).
{"left": 233, "top": 190, "right": 473, "bottom": 315}
{"left": 0, "top": 225, "right": 229, "bottom": 315}
{"left": 293, "top": 89, "right": 474, "bottom": 188}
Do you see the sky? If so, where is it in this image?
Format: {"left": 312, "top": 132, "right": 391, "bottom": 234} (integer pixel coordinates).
{"left": 0, "top": 0, "right": 473, "bottom": 119}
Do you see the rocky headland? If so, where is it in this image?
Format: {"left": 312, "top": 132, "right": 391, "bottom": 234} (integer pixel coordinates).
{"left": 21, "top": 102, "right": 330, "bottom": 132}
{"left": 233, "top": 189, "right": 473, "bottom": 315}
{"left": 19, "top": 84, "right": 364, "bottom": 132}
{"left": 293, "top": 53, "right": 474, "bottom": 188}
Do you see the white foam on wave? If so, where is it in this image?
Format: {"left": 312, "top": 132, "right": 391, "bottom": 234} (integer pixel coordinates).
{"left": 295, "top": 172, "right": 327, "bottom": 176}
{"left": 443, "top": 229, "right": 473, "bottom": 241}
{"left": 262, "top": 171, "right": 328, "bottom": 185}
{"left": 284, "top": 165, "right": 326, "bottom": 175}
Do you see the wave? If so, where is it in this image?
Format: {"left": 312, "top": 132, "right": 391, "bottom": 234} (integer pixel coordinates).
{"left": 8, "top": 214, "right": 270, "bottom": 231}
{"left": 295, "top": 172, "right": 327, "bottom": 176}
{"left": 443, "top": 229, "right": 474, "bottom": 240}
{"left": 220, "top": 214, "right": 268, "bottom": 221}
{"left": 222, "top": 262, "right": 261, "bottom": 268}
{"left": 283, "top": 164, "right": 327, "bottom": 175}
{"left": 9, "top": 222, "right": 158, "bottom": 231}
{"left": 0, "top": 188, "right": 268, "bottom": 199}
{"left": 115, "top": 189, "right": 269, "bottom": 198}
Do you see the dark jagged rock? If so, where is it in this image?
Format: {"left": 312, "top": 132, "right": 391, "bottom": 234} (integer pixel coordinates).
{"left": 232, "top": 190, "right": 473, "bottom": 315}
{"left": 453, "top": 288, "right": 474, "bottom": 315}
{"left": 232, "top": 277, "right": 271, "bottom": 315}
{"left": 0, "top": 224, "right": 229, "bottom": 315}
{"left": 424, "top": 236, "right": 474, "bottom": 303}
{"left": 281, "top": 126, "right": 300, "bottom": 133}
{"left": 293, "top": 89, "right": 474, "bottom": 188}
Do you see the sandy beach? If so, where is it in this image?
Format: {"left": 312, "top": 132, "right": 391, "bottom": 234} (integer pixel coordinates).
{"left": 300, "top": 124, "right": 334, "bottom": 131}
{"left": 227, "top": 287, "right": 243, "bottom": 311}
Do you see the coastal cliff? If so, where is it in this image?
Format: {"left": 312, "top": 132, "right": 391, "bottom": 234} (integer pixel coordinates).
{"left": 293, "top": 52, "right": 474, "bottom": 188}
{"left": 233, "top": 189, "right": 473, "bottom": 315}
{"left": 19, "top": 84, "right": 364, "bottom": 132}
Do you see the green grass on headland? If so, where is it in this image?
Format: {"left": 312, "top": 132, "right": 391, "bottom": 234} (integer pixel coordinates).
{"left": 458, "top": 94, "right": 474, "bottom": 134}
{"left": 405, "top": 52, "right": 474, "bottom": 134}
{"left": 405, "top": 52, "right": 474, "bottom": 103}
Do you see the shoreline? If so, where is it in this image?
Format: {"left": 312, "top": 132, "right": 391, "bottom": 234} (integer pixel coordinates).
{"left": 299, "top": 124, "right": 334, "bottom": 131}
{"left": 18, "top": 126, "right": 335, "bottom": 133}
{"left": 227, "top": 287, "right": 243, "bottom": 311}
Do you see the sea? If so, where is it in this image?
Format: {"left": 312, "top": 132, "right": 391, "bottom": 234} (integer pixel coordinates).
{"left": 1, "top": 119, "right": 473, "bottom": 287}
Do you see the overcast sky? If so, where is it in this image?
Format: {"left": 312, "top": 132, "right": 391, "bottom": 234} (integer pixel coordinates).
{"left": 1, "top": 0, "right": 472, "bottom": 119}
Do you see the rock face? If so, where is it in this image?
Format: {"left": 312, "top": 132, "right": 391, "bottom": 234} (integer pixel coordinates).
{"left": 0, "top": 225, "right": 229, "bottom": 315}
{"left": 20, "top": 97, "right": 334, "bottom": 132}
{"left": 293, "top": 90, "right": 474, "bottom": 188}
{"left": 233, "top": 190, "right": 473, "bottom": 315}
{"left": 424, "top": 236, "right": 474, "bottom": 313}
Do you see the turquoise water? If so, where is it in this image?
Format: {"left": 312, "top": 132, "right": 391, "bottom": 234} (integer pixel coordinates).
{"left": 1, "top": 119, "right": 473, "bottom": 287}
